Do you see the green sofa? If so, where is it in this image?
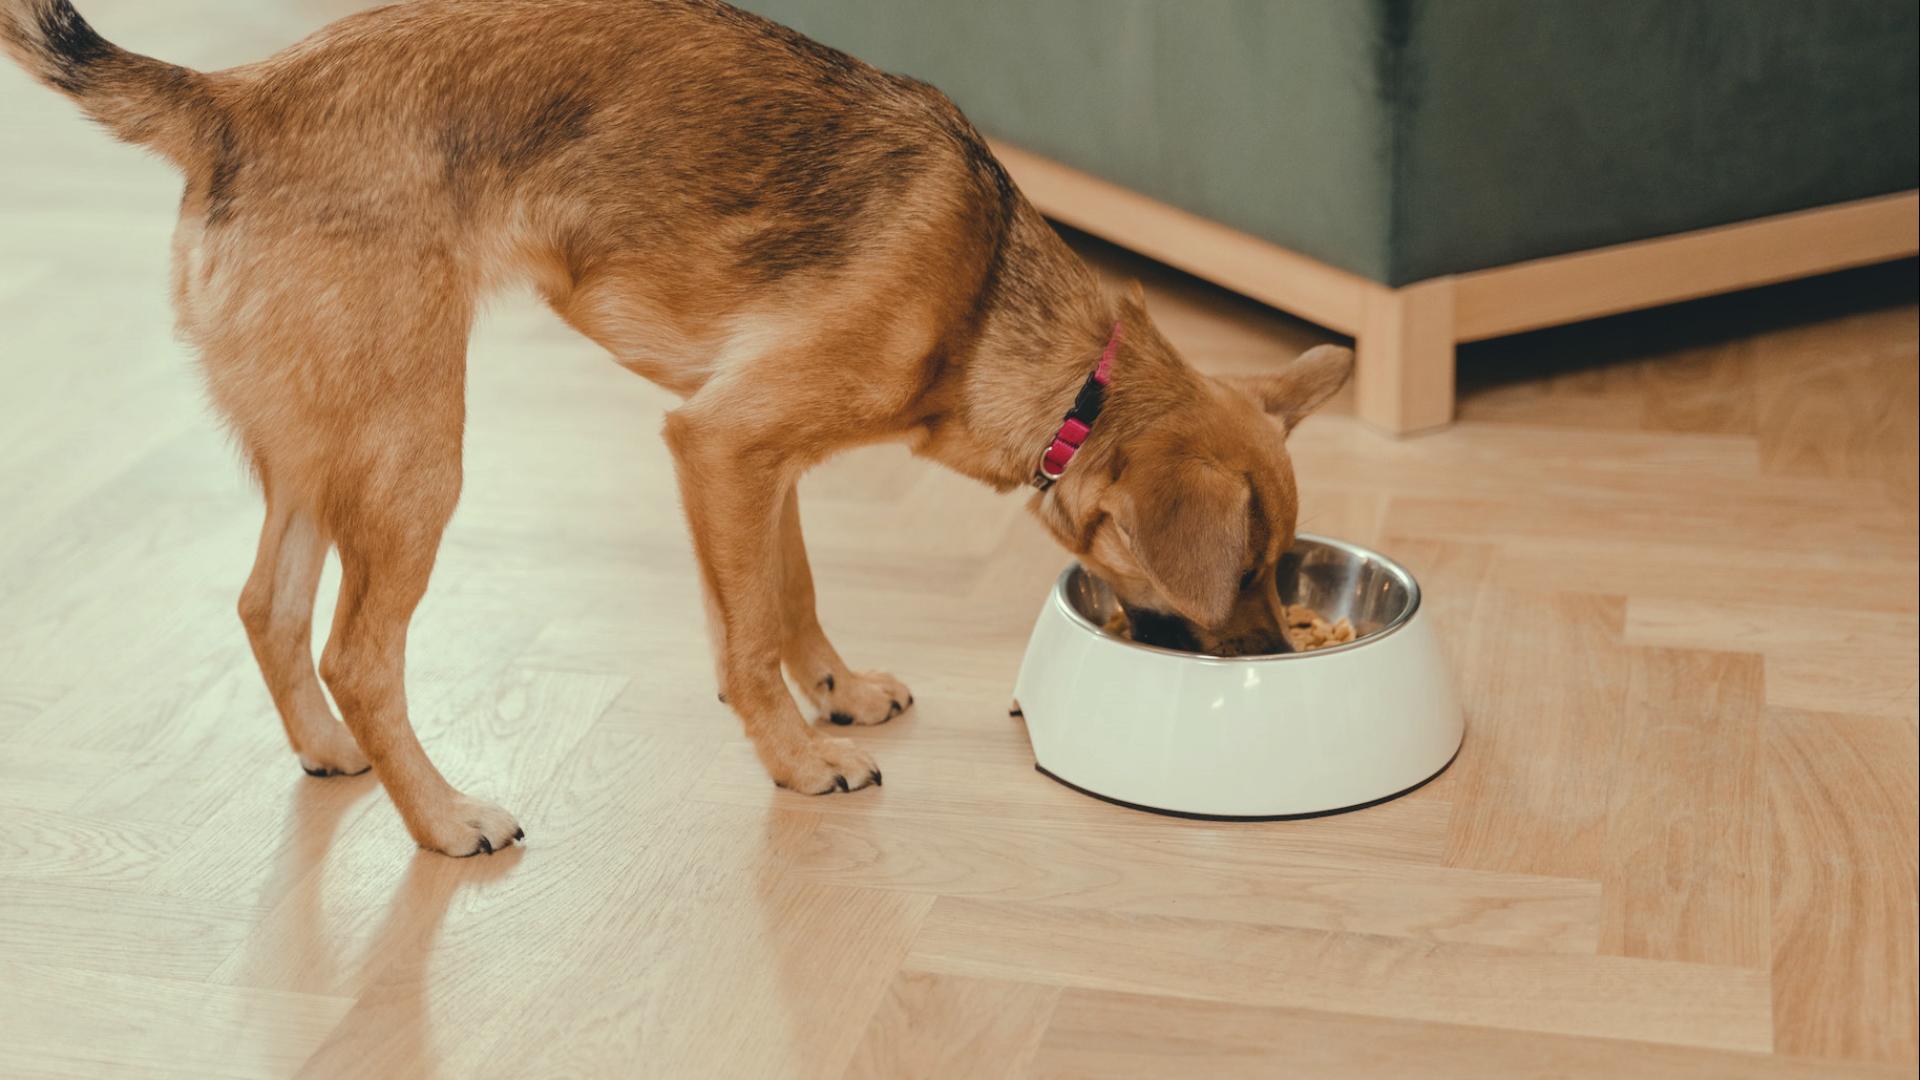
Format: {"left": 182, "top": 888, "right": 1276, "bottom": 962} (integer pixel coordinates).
{"left": 735, "top": 0, "right": 1920, "bottom": 430}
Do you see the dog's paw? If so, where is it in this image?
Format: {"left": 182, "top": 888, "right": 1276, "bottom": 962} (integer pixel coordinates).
{"left": 814, "top": 670, "right": 914, "bottom": 727}
{"left": 296, "top": 724, "right": 371, "bottom": 778}
{"left": 774, "top": 736, "right": 882, "bottom": 794}
{"left": 409, "top": 795, "right": 524, "bottom": 857}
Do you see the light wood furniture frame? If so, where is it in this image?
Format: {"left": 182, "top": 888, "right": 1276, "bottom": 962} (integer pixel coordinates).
{"left": 992, "top": 141, "right": 1920, "bottom": 435}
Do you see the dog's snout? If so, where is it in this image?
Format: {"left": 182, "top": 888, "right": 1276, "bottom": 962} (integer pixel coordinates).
{"left": 1122, "top": 607, "right": 1204, "bottom": 653}
{"left": 1122, "top": 606, "right": 1294, "bottom": 657}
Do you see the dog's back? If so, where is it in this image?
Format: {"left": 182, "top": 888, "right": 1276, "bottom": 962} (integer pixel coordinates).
{"left": 6, "top": 1, "right": 1007, "bottom": 317}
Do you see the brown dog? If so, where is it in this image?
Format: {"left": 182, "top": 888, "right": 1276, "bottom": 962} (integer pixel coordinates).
{"left": 3, "top": 0, "right": 1353, "bottom": 855}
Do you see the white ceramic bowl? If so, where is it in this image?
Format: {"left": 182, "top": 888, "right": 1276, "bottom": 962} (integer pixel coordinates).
{"left": 1012, "top": 535, "right": 1463, "bottom": 819}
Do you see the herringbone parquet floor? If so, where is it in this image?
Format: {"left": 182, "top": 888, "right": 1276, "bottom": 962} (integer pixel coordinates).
{"left": 3, "top": 4, "right": 1916, "bottom": 1078}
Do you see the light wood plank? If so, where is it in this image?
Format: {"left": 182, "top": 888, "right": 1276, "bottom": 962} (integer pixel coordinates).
{"left": 907, "top": 898, "right": 1774, "bottom": 1051}
{"left": 845, "top": 972, "right": 1060, "bottom": 1080}
{"left": 1441, "top": 590, "right": 1629, "bottom": 879}
{"left": 0, "top": 880, "right": 265, "bottom": 982}
{"left": 1390, "top": 490, "right": 1913, "bottom": 564}
{"left": 1495, "top": 539, "right": 1919, "bottom": 616}
{"left": 0, "top": 745, "right": 129, "bottom": 812}
{"left": 1601, "top": 648, "right": 1769, "bottom": 967}
{"left": 1766, "top": 709, "right": 1920, "bottom": 1064}
{"left": 792, "top": 814, "right": 1602, "bottom": 953}
{"left": 0, "top": 804, "right": 195, "bottom": 887}
{"left": 469, "top": 808, "right": 932, "bottom": 1080}
{"left": 1625, "top": 598, "right": 1919, "bottom": 663}
{"left": 4, "top": 963, "right": 352, "bottom": 1080}
{"left": 1765, "top": 653, "right": 1920, "bottom": 720}
{"left": 1757, "top": 343, "right": 1919, "bottom": 485}
{"left": 1032, "top": 990, "right": 1902, "bottom": 1080}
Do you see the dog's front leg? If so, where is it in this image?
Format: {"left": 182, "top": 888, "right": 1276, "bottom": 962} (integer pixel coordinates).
{"left": 663, "top": 409, "right": 882, "bottom": 794}
{"left": 773, "top": 488, "right": 914, "bottom": 727}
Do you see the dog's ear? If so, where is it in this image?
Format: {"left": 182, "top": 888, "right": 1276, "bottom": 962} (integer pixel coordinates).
{"left": 1220, "top": 344, "right": 1354, "bottom": 429}
{"left": 1112, "top": 456, "right": 1249, "bottom": 626}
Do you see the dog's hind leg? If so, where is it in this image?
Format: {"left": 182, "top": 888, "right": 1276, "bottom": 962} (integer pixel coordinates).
{"left": 775, "top": 488, "right": 913, "bottom": 727}
{"left": 238, "top": 492, "right": 368, "bottom": 777}
{"left": 309, "top": 348, "right": 522, "bottom": 857}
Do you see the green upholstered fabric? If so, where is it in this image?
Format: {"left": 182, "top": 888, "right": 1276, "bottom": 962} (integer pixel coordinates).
{"left": 734, "top": 1, "right": 1918, "bottom": 286}
{"left": 732, "top": 0, "right": 1399, "bottom": 281}
{"left": 1390, "top": 1, "right": 1919, "bottom": 285}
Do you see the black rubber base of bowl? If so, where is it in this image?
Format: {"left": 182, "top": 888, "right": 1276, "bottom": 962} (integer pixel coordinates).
{"left": 1033, "top": 747, "right": 1460, "bottom": 823}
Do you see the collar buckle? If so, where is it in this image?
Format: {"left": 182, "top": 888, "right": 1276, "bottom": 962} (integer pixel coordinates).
{"left": 1030, "top": 320, "right": 1123, "bottom": 490}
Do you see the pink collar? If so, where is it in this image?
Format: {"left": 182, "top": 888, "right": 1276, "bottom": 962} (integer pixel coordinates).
{"left": 1033, "top": 321, "right": 1123, "bottom": 490}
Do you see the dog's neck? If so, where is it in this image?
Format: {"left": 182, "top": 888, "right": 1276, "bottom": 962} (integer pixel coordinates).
{"left": 914, "top": 199, "right": 1197, "bottom": 495}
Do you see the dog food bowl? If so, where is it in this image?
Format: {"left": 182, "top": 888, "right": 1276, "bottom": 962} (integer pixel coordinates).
{"left": 1012, "top": 535, "right": 1462, "bottom": 819}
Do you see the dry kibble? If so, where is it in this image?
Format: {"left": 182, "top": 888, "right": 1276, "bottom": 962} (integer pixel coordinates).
{"left": 1282, "top": 604, "right": 1355, "bottom": 652}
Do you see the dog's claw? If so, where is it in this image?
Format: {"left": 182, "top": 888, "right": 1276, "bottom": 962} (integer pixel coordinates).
{"left": 476, "top": 836, "right": 493, "bottom": 855}
{"left": 887, "top": 700, "right": 903, "bottom": 719}
{"left": 513, "top": 827, "right": 525, "bottom": 842}
{"left": 828, "top": 712, "right": 855, "bottom": 727}
{"left": 833, "top": 774, "right": 850, "bottom": 792}
{"left": 872, "top": 770, "right": 883, "bottom": 786}
{"left": 301, "top": 761, "right": 371, "bottom": 778}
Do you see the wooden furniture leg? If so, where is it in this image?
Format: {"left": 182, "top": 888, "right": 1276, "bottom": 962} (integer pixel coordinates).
{"left": 1356, "top": 278, "right": 1457, "bottom": 435}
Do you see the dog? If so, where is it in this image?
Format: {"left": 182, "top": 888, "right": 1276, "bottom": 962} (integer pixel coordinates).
{"left": 3, "top": 0, "right": 1353, "bottom": 856}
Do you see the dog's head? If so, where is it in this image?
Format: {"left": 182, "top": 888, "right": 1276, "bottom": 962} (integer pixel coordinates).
{"left": 1038, "top": 299, "right": 1353, "bottom": 656}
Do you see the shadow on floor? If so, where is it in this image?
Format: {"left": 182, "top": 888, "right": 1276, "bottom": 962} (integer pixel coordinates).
{"left": 1458, "top": 257, "right": 1918, "bottom": 394}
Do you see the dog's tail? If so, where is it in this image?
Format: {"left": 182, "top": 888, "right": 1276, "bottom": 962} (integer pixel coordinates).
{"left": 2, "top": 0, "right": 218, "bottom": 169}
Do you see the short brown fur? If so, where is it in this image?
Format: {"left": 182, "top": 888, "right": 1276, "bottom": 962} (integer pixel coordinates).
{"left": 4, "top": 0, "right": 1351, "bottom": 855}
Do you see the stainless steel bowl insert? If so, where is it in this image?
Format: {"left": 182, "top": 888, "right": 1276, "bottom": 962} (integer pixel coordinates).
{"left": 1056, "top": 534, "right": 1422, "bottom": 660}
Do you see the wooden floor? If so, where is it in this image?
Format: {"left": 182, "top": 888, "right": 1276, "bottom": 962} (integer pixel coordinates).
{"left": 3, "top": 4, "right": 1917, "bottom": 1077}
